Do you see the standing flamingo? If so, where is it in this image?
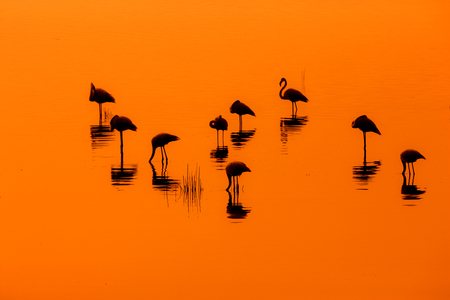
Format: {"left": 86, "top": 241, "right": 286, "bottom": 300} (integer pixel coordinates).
{"left": 149, "top": 133, "right": 180, "bottom": 162}
{"left": 279, "top": 78, "right": 308, "bottom": 115}
{"left": 226, "top": 161, "right": 251, "bottom": 191}
{"left": 210, "top": 115, "right": 228, "bottom": 146}
{"left": 230, "top": 100, "right": 255, "bottom": 131}
{"left": 352, "top": 115, "right": 381, "bottom": 151}
{"left": 89, "top": 83, "right": 115, "bottom": 119}
{"left": 401, "top": 149, "right": 425, "bottom": 175}
{"left": 110, "top": 115, "right": 137, "bottom": 152}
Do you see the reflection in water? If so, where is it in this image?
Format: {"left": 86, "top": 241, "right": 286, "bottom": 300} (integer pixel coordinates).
{"left": 231, "top": 129, "right": 256, "bottom": 148}
{"left": 401, "top": 173, "right": 426, "bottom": 203}
{"left": 90, "top": 123, "right": 114, "bottom": 149}
{"left": 111, "top": 157, "right": 137, "bottom": 187}
{"left": 226, "top": 191, "right": 251, "bottom": 220}
{"left": 280, "top": 115, "right": 308, "bottom": 142}
{"left": 353, "top": 159, "right": 381, "bottom": 187}
{"left": 149, "top": 162, "right": 179, "bottom": 193}
{"left": 210, "top": 146, "right": 228, "bottom": 168}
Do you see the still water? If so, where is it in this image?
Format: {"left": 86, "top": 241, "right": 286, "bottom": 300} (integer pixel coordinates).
{"left": 1, "top": 0, "right": 450, "bottom": 299}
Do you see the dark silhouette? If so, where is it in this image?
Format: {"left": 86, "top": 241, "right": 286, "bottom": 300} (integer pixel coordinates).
{"left": 149, "top": 161, "right": 179, "bottom": 193}
{"left": 110, "top": 115, "right": 137, "bottom": 155}
{"left": 230, "top": 129, "right": 256, "bottom": 148}
{"left": 90, "top": 122, "right": 114, "bottom": 149}
{"left": 226, "top": 161, "right": 251, "bottom": 191}
{"left": 230, "top": 100, "right": 255, "bottom": 131}
{"left": 353, "top": 160, "right": 381, "bottom": 185}
{"left": 226, "top": 190, "right": 251, "bottom": 220}
{"left": 89, "top": 83, "right": 115, "bottom": 119}
{"left": 149, "top": 133, "right": 180, "bottom": 162}
{"left": 210, "top": 146, "right": 228, "bottom": 165}
{"left": 279, "top": 78, "right": 308, "bottom": 116}
{"left": 210, "top": 115, "right": 228, "bottom": 147}
{"left": 352, "top": 115, "right": 381, "bottom": 153}
{"left": 280, "top": 115, "right": 308, "bottom": 146}
{"left": 111, "top": 152, "right": 137, "bottom": 187}
{"left": 401, "top": 149, "right": 425, "bottom": 175}
{"left": 401, "top": 173, "right": 425, "bottom": 201}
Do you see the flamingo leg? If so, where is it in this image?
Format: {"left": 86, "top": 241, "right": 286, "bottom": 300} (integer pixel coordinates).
{"left": 239, "top": 115, "right": 243, "bottom": 132}
{"left": 294, "top": 102, "right": 298, "bottom": 116}
{"left": 216, "top": 130, "right": 219, "bottom": 146}
{"left": 99, "top": 103, "right": 102, "bottom": 120}
{"left": 120, "top": 131, "right": 124, "bottom": 155}
{"left": 411, "top": 162, "right": 415, "bottom": 175}
{"left": 363, "top": 132, "right": 367, "bottom": 152}
{"left": 163, "top": 146, "right": 168, "bottom": 161}
{"left": 221, "top": 130, "right": 225, "bottom": 147}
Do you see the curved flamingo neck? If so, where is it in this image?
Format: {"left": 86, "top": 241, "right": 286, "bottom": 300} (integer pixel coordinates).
{"left": 279, "top": 80, "right": 288, "bottom": 99}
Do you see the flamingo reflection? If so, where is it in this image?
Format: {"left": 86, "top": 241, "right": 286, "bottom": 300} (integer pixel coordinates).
{"left": 352, "top": 115, "right": 381, "bottom": 153}
{"left": 280, "top": 115, "right": 308, "bottom": 147}
{"left": 353, "top": 160, "right": 381, "bottom": 186}
{"left": 89, "top": 83, "right": 115, "bottom": 120}
{"left": 401, "top": 173, "right": 425, "bottom": 202}
{"left": 149, "top": 161, "right": 179, "bottom": 193}
{"left": 279, "top": 78, "right": 308, "bottom": 116}
{"left": 210, "top": 115, "right": 228, "bottom": 147}
{"left": 226, "top": 161, "right": 251, "bottom": 191}
{"left": 230, "top": 100, "right": 255, "bottom": 131}
{"left": 111, "top": 154, "right": 137, "bottom": 187}
{"left": 227, "top": 190, "right": 251, "bottom": 220}
{"left": 401, "top": 149, "right": 425, "bottom": 175}
{"left": 90, "top": 122, "right": 114, "bottom": 149}
{"left": 149, "top": 133, "right": 180, "bottom": 163}
{"left": 210, "top": 146, "right": 228, "bottom": 166}
{"left": 231, "top": 129, "right": 256, "bottom": 148}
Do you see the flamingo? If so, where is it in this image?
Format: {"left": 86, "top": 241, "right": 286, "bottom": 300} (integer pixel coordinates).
{"left": 279, "top": 78, "right": 308, "bottom": 115}
{"left": 230, "top": 100, "right": 255, "bottom": 131}
{"left": 401, "top": 149, "right": 425, "bottom": 175}
{"left": 226, "top": 161, "right": 251, "bottom": 191}
{"left": 110, "top": 115, "right": 137, "bottom": 151}
{"left": 352, "top": 115, "right": 381, "bottom": 151}
{"left": 149, "top": 133, "right": 180, "bottom": 162}
{"left": 210, "top": 115, "right": 228, "bottom": 146}
{"left": 89, "top": 83, "right": 115, "bottom": 119}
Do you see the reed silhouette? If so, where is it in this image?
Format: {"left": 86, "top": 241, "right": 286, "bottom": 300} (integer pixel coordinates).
{"left": 110, "top": 115, "right": 137, "bottom": 155}
{"left": 279, "top": 78, "right": 308, "bottom": 116}
{"left": 149, "top": 133, "right": 180, "bottom": 163}
{"left": 230, "top": 100, "right": 255, "bottom": 131}
{"left": 226, "top": 161, "right": 251, "bottom": 191}
{"left": 89, "top": 83, "right": 115, "bottom": 120}
{"left": 401, "top": 149, "right": 425, "bottom": 175}
{"left": 226, "top": 190, "right": 251, "bottom": 220}
{"left": 352, "top": 115, "right": 381, "bottom": 152}
{"left": 209, "top": 115, "right": 228, "bottom": 147}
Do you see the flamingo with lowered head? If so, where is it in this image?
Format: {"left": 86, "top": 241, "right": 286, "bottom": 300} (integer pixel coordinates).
{"left": 226, "top": 161, "right": 251, "bottom": 191}
{"left": 149, "top": 133, "right": 180, "bottom": 162}
{"left": 401, "top": 149, "right": 425, "bottom": 175}
{"left": 230, "top": 100, "right": 255, "bottom": 131}
{"left": 279, "top": 78, "right": 308, "bottom": 115}
{"left": 89, "top": 83, "right": 115, "bottom": 119}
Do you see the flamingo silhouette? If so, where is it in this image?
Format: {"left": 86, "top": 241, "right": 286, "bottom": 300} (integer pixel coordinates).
{"left": 352, "top": 115, "right": 381, "bottom": 151}
{"left": 226, "top": 161, "right": 251, "bottom": 191}
{"left": 110, "top": 115, "right": 137, "bottom": 152}
{"left": 89, "top": 83, "right": 115, "bottom": 119}
{"left": 401, "top": 149, "right": 425, "bottom": 175}
{"left": 149, "top": 133, "right": 180, "bottom": 162}
{"left": 279, "top": 78, "right": 308, "bottom": 115}
{"left": 210, "top": 115, "right": 228, "bottom": 146}
{"left": 230, "top": 100, "right": 255, "bottom": 131}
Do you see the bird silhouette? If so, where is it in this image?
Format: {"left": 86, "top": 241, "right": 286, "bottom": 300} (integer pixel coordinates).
{"left": 210, "top": 115, "right": 228, "bottom": 146}
{"left": 149, "top": 133, "right": 180, "bottom": 162}
{"left": 226, "top": 161, "right": 251, "bottom": 191}
{"left": 230, "top": 100, "right": 255, "bottom": 131}
{"left": 279, "top": 78, "right": 308, "bottom": 116}
{"left": 352, "top": 115, "right": 381, "bottom": 152}
{"left": 89, "top": 83, "right": 115, "bottom": 119}
{"left": 401, "top": 149, "right": 425, "bottom": 175}
{"left": 110, "top": 115, "right": 137, "bottom": 153}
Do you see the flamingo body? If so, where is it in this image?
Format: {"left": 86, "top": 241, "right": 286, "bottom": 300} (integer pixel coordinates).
{"left": 90, "top": 83, "right": 115, "bottom": 118}
{"left": 230, "top": 100, "right": 255, "bottom": 131}
{"left": 401, "top": 149, "right": 425, "bottom": 174}
{"left": 352, "top": 115, "right": 380, "bottom": 151}
{"left": 149, "top": 133, "right": 180, "bottom": 162}
{"left": 110, "top": 115, "right": 137, "bottom": 132}
{"left": 210, "top": 115, "right": 228, "bottom": 145}
{"left": 226, "top": 161, "right": 251, "bottom": 191}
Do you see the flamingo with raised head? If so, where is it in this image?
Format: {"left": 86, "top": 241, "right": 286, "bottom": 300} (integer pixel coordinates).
{"left": 149, "top": 133, "right": 180, "bottom": 162}
{"left": 226, "top": 161, "right": 251, "bottom": 191}
{"left": 352, "top": 115, "right": 381, "bottom": 150}
{"left": 210, "top": 115, "right": 228, "bottom": 146}
{"left": 110, "top": 115, "right": 137, "bottom": 151}
{"left": 279, "top": 78, "right": 308, "bottom": 115}
{"left": 401, "top": 149, "right": 425, "bottom": 175}
{"left": 230, "top": 100, "right": 255, "bottom": 131}
{"left": 89, "top": 83, "right": 115, "bottom": 119}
